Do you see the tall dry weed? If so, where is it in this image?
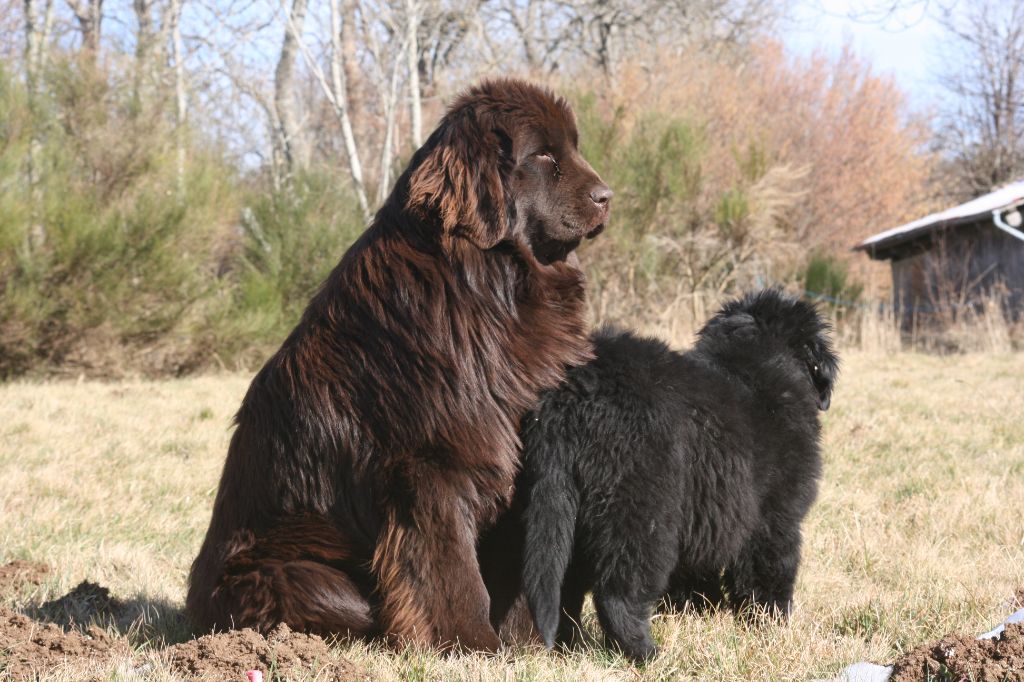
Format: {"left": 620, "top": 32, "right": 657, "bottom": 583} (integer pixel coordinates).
{"left": 570, "top": 41, "right": 936, "bottom": 337}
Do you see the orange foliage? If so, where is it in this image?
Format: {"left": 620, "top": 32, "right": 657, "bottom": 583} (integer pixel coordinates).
{"left": 606, "top": 40, "right": 936, "bottom": 253}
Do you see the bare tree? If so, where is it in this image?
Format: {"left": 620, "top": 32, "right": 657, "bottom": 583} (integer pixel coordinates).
{"left": 273, "top": 0, "right": 311, "bottom": 186}
{"left": 415, "top": 0, "right": 478, "bottom": 92}
{"left": 132, "top": 0, "right": 160, "bottom": 102}
{"left": 66, "top": 0, "right": 103, "bottom": 62}
{"left": 23, "top": 0, "right": 54, "bottom": 97}
{"left": 1, "top": 0, "right": 22, "bottom": 61}
{"left": 404, "top": 0, "right": 423, "bottom": 147}
{"left": 479, "top": 0, "right": 575, "bottom": 72}
{"left": 169, "top": 0, "right": 187, "bottom": 193}
{"left": 359, "top": 2, "right": 407, "bottom": 203}
{"left": 326, "top": 0, "right": 368, "bottom": 216}
{"left": 935, "top": 0, "right": 1024, "bottom": 198}
{"left": 481, "top": 0, "right": 778, "bottom": 80}
{"left": 23, "top": 0, "right": 55, "bottom": 249}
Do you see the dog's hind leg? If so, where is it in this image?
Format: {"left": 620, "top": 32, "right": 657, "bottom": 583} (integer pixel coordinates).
{"left": 661, "top": 568, "right": 725, "bottom": 614}
{"left": 592, "top": 591, "right": 658, "bottom": 662}
{"left": 591, "top": 549, "right": 666, "bottom": 661}
{"left": 213, "top": 559, "right": 377, "bottom": 636}
{"left": 724, "top": 523, "right": 801, "bottom": 621}
{"left": 189, "top": 513, "right": 378, "bottom": 637}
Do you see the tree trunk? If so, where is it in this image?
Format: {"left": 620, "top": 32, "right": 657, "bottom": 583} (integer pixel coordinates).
{"left": 341, "top": 0, "right": 360, "bottom": 134}
{"left": 405, "top": 0, "right": 422, "bottom": 148}
{"left": 329, "top": 0, "right": 369, "bottom": 218}
{"left": 377, "top": 38, "right": 405, "bottom": 204}
{"left": 66, "top": 0, "right": 103, "bottom": 64}
{"left": 169, "top": 0, "right": 186, "bottom": 195}
{"left": 23, "top": 0, "right": 55, "bottom": 251}
{"left": 273, "top": 0, "right": 310, "bottom": 185}
{"left": 132, "top": 0, "right": 155, "bottom": 104}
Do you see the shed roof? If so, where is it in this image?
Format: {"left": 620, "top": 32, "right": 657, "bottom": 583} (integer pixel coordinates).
{"left": 855, "top": 179, "right": 1024, "bottom": 259}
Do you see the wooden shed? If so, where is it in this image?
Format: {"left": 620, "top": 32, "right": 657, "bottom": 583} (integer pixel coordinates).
{"left": 854, "top": 181, "right": 1024, "bottom": 327}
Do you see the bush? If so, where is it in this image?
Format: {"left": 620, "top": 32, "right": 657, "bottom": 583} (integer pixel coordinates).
{"left": 802, "top": 251, "right": 864, "bottom": 320}
{"left": 570, "top": 90, "right": 806, "bottom": 332}
{"left": 0, "top": 61, "right": 233, "bottom": 377}
{"left": 0, "top": 38, "right": 938, "bottom": 377}
{"left": 201, "top": 173, "right": 367, "bottom": 365}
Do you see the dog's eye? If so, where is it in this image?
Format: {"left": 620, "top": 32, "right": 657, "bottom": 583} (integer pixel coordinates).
{"left": 535, "top": 152, "right": 560, "bottom": 178}
{"left": 812, "top": 364, "right": 819, "bottom": 375}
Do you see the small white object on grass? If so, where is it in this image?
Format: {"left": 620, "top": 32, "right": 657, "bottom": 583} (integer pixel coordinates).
{"left": 811, "top": 661, "right": 893, "bottom": 682}
{"left": 977, "top": 607, "right": 1024, "bottom": 640}
{"left": 836, "top": 662, "right": 894, "bottom": 682}
{"left": 245, "top": 670, "right": 263, "bottom": 682}
{"left": 812, "top": 606, "right": 1024, "bottom": 682}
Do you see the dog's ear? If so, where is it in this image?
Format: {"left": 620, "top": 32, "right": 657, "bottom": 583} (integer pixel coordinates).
{"left": 697, "top": 310, "right": 757, "bottom": 347}
{"left": 406, "top": 110, "right": 513, "bottom": 249}
{"left": 719, "top": 312, "right": 758, "bottom": 340}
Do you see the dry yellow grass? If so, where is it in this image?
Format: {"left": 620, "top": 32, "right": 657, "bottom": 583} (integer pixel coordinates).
{"left": 1, "top": 350, "right": 1023, "bottom": 680}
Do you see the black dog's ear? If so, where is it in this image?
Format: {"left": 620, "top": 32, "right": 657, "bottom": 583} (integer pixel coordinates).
{"left": 697, "top": 311, "right": 757, "bottom": 349}
{"left": 719, "top": 312, "right": 758, "bottom": 341}
{"left": 722, "top": 312, "right": 756, "bottom": 329}
{"left": 406, "top": 110, "right": 512, "bottom": 250}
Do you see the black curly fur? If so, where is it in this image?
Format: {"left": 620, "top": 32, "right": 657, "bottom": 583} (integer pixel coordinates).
{"left": 520, "top": 289, "right": 839, "bottom": 661}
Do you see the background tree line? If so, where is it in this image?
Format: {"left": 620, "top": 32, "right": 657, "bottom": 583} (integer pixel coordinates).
{"left": 0, "top": 0, "right": 1021, "bottom": 377}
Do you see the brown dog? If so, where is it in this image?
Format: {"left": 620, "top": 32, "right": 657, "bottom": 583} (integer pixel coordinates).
{"left": 186, "top": 79, "right": 611, "bottom": 651}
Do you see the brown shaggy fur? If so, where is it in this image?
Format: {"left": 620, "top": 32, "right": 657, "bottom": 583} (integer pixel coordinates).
{"left": 186, "top": 79, "right": 611, "bottom": 651}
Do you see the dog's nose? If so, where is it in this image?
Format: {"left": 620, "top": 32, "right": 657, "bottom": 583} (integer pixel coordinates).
{"left": 590, "top": 185, "right": 613, "bottom": 207}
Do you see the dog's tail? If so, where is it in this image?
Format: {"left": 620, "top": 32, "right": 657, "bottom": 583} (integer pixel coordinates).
{"left": 521, "top": 428, "right": 579, "bottom": 650}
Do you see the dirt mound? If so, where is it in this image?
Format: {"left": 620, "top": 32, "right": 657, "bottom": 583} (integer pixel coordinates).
{"left": 0, "top": 605, "right": 129, "bottom": 678}
{"left": 0, "top": 560, "right": 50, "bottom": 596}
{"left": 163, "top": 623, "right": 368, "bottom": 681}
{"left": 0, "top": 563, "right": 367, "bottom": 679}
{"left": 890, "top": 622, "right": 1024, "bottom": 682}
{"left": 35, "top": 579, "right": 130, "bottom": 628}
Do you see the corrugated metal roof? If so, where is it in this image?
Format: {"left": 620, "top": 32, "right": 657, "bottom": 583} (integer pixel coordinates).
{"left": 855, "top": 179, "right": 1024, "bottom": 255}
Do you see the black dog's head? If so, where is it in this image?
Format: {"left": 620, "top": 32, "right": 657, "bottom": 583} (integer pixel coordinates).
{"left": 406, "top": 79, "right": 611, "bottom": 263}
{"left": 696, "top": 289, "right": 839, "bottom": 411}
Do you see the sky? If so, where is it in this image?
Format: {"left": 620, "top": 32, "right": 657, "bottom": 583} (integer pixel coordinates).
{"left": 783, "top": 0, "right": 947, "bottom": 111}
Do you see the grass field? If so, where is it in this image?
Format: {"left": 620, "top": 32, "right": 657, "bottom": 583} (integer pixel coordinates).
{"left": 1, "top": 350, "right": 1023, "bottom": 680}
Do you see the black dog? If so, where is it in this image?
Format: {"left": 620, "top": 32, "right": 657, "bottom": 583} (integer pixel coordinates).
{"left": 520, "top": 289, "right": 839, "bottom": 661}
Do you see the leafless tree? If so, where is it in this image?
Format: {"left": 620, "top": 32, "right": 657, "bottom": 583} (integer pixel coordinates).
{"left": 23, "top": 0, "right": 55, "bottom": 249}
{"left": 274, "top": 0, "right": 311, "bottom": 184}
{"left": 132, "top": 0, "right": 160, "bottom": 101}
{"left": 65, "top": 0, "right": 102, "bottom": 62}
{"left": 404, "top": 0, "right": 423, "bottom": 147}
{"left": 415, "top": 0, "right": 478, "bottom": 92}
{"left": 935, "top": 0, "right": 1024, "bottom": 198}
{"left": 23, "top": 0, "right": 54, "bottom": 101}
{"left": 169, "top": 0, "right": 187, "bottom": 193}
{"left": 481, "top": 0, "right": 778, "bottom": 80}
{"left": 359, "top": 2, "right": 408, "bottom": 203}
{"left": 478, "top": 0, "right": 575, "bottom": 73}
{"left": 326, "top": 0, "right": 368, "bottom": 216}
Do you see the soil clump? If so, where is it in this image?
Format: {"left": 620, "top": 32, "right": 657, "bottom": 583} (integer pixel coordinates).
{"left": 890, "top": 622, "right": 1024, "bottom": 682}
{"left": 0, "top": 560, "right": 50, "bottom": 596}
{"left": 163, "top": 623, "right": 368, "bottom": 680}
{"left": 0, "top": 605, "right": 128, "bottom": 679}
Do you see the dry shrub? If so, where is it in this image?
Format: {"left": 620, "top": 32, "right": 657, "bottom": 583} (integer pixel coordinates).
{"left": 612, "top": 41, "right": 936, "bottom": 251}
{"left": 898, "top": 292, "right": 1019, "bottom": 354}
{"left": 568, "top": 40, "right": 936, "bottom": 336}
